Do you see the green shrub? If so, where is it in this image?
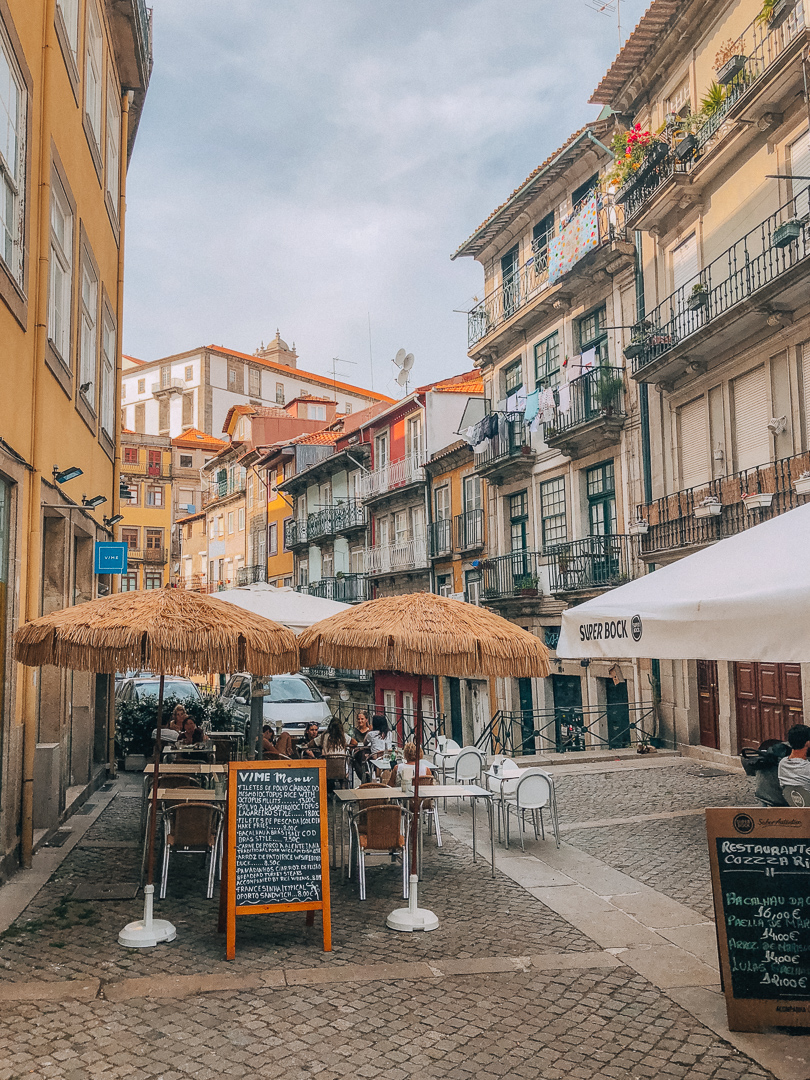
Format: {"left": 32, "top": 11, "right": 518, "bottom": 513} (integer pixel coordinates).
{"left": 115, "top": 692, "right": 238, "bottom": 757}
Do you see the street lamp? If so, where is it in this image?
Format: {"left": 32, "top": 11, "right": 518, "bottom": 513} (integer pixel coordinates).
{"left": 82, "top": 495, "right": 107, "bottom": 509}
{"left": 53, "top": 465, "right": 83, "bottom": 484}
{"left": 103, "top": 514, "right": 124, "bottom": 528}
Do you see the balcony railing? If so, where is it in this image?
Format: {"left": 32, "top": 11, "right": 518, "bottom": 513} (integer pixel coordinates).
{"left": 618, "top": 5, "right": 806, "bottom": 224}
{"left": 474, "top": 413, "right": 534, "bottom": 473}
{"left": 631, "top": 185, "right": 810, "bottom": 377}
{"left": 365, "top": 537, "right": 429, "bottom": 574}
{"left": 202, "top": 476, "right": 246, "bottom": 507}
{"left": 468, "top": 195, "right": 627, "bottom": 346}
{"left": 306, "top": 502, "right": 367, "bottom": 541}
{"left": 236, "top": 565, "right": 268, "bottom": 586}
{"left": 637, "top": 451, "right": 810, "bottom": 556}
{"left": 284, "top": 518, "right": 308, "bottom": 549}
{"left": 125, "top": 547, "right": 167, "bottom": 565}
{"left": 120, "top": 460, "right": 172, "bottom": 479}
{"left": 475, "top": 703, "right": 659, "bottom": 756}
{"left": 546, "top": 535, "right": 635, "bottom": 594}
{"left": 429, "top": 518, "right": 453, "bottom": 558}
{"left": 300, "top": 666, "right": 371, "bottom": 682}
{"left": 545, "top": 366, "right": 625, "bottom": 442}
{"left": 456, "top": 508, "right": 484, "bottom": 550}
{"left": 361, "top": 454, "right": 426, "bottom": 499}
{"left": 306, "top": 574, "right": 369, "bottom": 603}
{"left": 480, "top": 551, "right": 543, "bottom": 601}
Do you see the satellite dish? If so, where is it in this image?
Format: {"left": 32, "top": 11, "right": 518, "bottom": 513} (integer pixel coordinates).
{"left": 397, "top": 369, "right": 410, "bottom": 386}
{"left": 402, "top": 352, "right": 414, "bottom": 372}
{"left": 394, "top": 348, "right": 407, "bottom": 367}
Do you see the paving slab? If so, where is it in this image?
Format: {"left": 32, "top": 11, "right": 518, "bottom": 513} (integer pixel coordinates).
{"left": 608, "top": 887, "right": 708, "bottom": 929}
{"left": 528, "top": 887, "right": 667, "bottom": 948}
{"left": 618, "top": 944, "right": 722, "bottom": 989}
{"left": 495, "top": 856, "right": 576, "bottom": 888}
{"left": 657, "top": 922, "right": 720, "bottom": 969}
{"left": 284, "top": 961, "right": 435, "bottom": 985}
{"left": 103, "top": 971, "right": 273, "bottom": 1001}
{"left": 0, "top": 978, "right": 100, "bottom": 1002}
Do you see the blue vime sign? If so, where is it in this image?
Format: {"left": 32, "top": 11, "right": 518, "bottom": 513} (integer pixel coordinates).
{"left": 94, "top": 542, "right": 128, "bottom": 575}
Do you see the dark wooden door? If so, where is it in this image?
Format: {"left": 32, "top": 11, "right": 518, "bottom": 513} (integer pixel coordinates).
{"left": 697, "top": 660, "right": 720, "bottom": 750}
{"left": 734, "top": 662, "right": 804, "bottom": 750}
{"left": 605, "top": 679, "right": 630, "bottom": 749}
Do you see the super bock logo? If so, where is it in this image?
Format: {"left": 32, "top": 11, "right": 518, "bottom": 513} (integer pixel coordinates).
{"left": 631, "top": 615, "right": 643, "bottom": 642}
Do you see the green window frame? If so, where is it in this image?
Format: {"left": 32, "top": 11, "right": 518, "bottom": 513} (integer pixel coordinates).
{"left": 503, "top": 358, "right": 523, "bottom": 397}
{"left": 540, "top": 477, "right": 567, "bottom": 549}
{"left": 509, "top": 491, "right": 528, "bottom": 552}
{"left": 577, "top": 305, "right": 609, "bottom": 365}
{"left": 534, "top": 331, "right": 561, "bottom": 389}
{"left": 586, "top": 461, "right": 617, "bottom": 537}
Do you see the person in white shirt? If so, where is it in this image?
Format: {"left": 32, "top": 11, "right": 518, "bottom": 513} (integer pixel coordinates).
{"left": 777, "top": 724, "right": 810, "bottom": 791}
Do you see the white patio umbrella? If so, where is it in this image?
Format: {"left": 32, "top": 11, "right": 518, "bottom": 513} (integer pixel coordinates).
{"left": 216, "top": 583, "right": 349, "bottom": 634}
{"left": 557, "top": 501, "right": 810, "bottom": 663}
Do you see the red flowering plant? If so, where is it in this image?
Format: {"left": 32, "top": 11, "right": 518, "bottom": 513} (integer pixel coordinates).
{"left": 603, "top": 124, "right": 667, "bottom": 191}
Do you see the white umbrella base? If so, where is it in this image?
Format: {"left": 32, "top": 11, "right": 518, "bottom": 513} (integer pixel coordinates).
{"left": 387, "top": 875, "right": 439, "bottom": 933}
{"left": 119, "top": 885, "right": 177, "bottom": 948}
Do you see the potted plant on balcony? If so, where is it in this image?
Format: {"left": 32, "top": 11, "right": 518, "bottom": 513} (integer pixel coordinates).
{"left": 794, "top": 471, "right": 810, "bottom": 495}
{"left": 773, "top": 218, "right": 803, "bottom": 248}
{"left": 742, "top": 490, "right": 775, "bottom": 510}
{"left": 714, "top": 39, "right": 748, "bottom": 85}
{"left": 608, "top": 124, "right": 667, "bottom": 205}
{"left": 624, "top": 321, "right": 652, "bottom": 361}
{"left": 687, "top": 281, "right": 710, "bottom": 311}
{"left": 694, "top": 495, "right": 723, "bottom": 519}
{"left": 597, "top": 371, "right": 625, "bottom": 416}
{"left": 628, "top": 517, "right": 649, "bottom": 536}
{"left": 759, "top": 0, "right": 795, "bottom": 28}
{"left": 514, "top": 574, "right": 539, "bottom": 598}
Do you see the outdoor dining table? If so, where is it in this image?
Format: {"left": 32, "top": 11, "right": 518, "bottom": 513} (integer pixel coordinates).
{"left": 332, "top": 784, "right": 495, "bottom": 880}
{"left": 140, "top": 785, "right": 227, "bottom": 882}
{"left": 140, "top": 762, "right": 228, "bottom": 831}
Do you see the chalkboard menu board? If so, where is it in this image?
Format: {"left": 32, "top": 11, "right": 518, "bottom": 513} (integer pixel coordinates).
{"left": 707, "top": 807, "right": 810, "bottom": 1031}
{"left": 225, "top": 760, "right": 331, "bottom": 958}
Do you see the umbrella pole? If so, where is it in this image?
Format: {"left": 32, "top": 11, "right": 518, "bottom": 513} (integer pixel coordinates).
{"left": 119, "top": 673, "right": 177, "bottom": 948}
{"left": 387, "top": 674, "right": 438, "bottom": 933}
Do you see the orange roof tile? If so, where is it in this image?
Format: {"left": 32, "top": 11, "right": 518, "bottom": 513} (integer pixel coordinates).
{"left": 171, "top": 428, "right": 227, "bottom": 451}
{"left": 590, "top": 0, "right": 681, "bottom": 107}
{"left": 207, "top": 345, "right": 395, "bottom": 403}
{"left": 123, "top": 354, "right": 146, "bottom": 365}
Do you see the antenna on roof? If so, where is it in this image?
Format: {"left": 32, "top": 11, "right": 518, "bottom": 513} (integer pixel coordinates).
{"left": 392, "top": 349, "right": 415, "bottom": 397}
{"left": 584, "top": 0, "right": 621, "bottom": 47}
{"left": 329, "top": 356, "right": 356, "bottom": 405}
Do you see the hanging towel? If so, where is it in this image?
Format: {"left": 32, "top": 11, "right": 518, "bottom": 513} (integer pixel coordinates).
{"left": 473, "top": 441, "right": 489, "bottom": 455}
{"left": 558, "top": 385, "right": 571, "bottom": 414}
{"left": 524, "top": 389, "right": 540, "bottom": 422}
{"left": 566, "top": 355, "right": 582, "bottom": 384}
{"left": 506, "top": 391, "right": 519, "bottom": 412}
{"left": 580, "top": 347, "right": 597, "bottom": 374}
{"left": 539, "top": 388, "right": 556, "bottom": 423}
{"left": 516, "top": 388, "right": 527, "bottom": 412}
{"left": 530, "top": 415, "right": 542, "bottom": 434}
{"left": 481, "top": 412, "right": 498, "bottom": 440}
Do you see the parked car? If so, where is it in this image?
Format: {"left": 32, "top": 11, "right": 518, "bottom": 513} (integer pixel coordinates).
{"left": 220, "top": 673, "right": 331, "bottom": 738}
{"left": 116, "top": 676, "right": 202, "bottom": 705}
{"left": 114, "top": 669, "right": 153, "bottom": 692}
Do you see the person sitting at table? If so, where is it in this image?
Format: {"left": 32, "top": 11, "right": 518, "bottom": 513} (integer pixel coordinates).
{"left": 365, "top": 715, "right": 390, "bottom": 758}
{"left": 262, "top": 724, "right": 294, "bottom": 759}
{"left": 353, "top": 711, "right": 371, "bottom": 741}
{"left": 169, "top": 704, "right": 188, "bottom": 734}
{"left": 177, "top": 714, "right": 204, "bottom": 746}
{"left": 388, "top": 742, "right": 432, "bottom": 786}
{"left": 300, "top": 722, "right": 323, "bottom": 759}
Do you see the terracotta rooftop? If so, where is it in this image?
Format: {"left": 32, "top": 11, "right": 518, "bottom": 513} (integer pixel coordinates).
{"left": 590, "top": 1, "right": 681, "bottom": 107}
{"left": 423, "top": 371, "right": 484, "bottom": 394}
{"left": 452, "top": 117, "right": 614, "bottom": 260}
{"left": 171, "top": 428, "right": 227, "bottom": 451}
{"left": 176, "top": 510, "right": 206, "bottom": 524}
{"left": 122, "top": 354, "right": 146, "bottom": 365}
{"left": 335, "top": 399, "right": 393, "bottom": 438}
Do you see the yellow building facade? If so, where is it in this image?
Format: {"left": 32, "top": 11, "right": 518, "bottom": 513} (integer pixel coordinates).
{"left": 0, "top": 0, "right": 150, "bottom": 876}
{"left": 118, "top": 432, "right": 171, "bottom": 590}
{"left": 264, "top": 457, "right": 295, "bottom": 588}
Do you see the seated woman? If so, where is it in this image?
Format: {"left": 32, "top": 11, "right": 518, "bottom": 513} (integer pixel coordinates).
{"left": 388, "top": 741, "right": 432, "bottom": 786}
{"left": 177, "top": 715, "right": 204, "bottom": 745}
{"left": 300, "top": 722, "right": 323, "bottom": 759}
{"left": 262, "top": 725, "right": 294, "bottom": 759}
{"left": 365, "top": 714, "right": 390, "bottom": 758}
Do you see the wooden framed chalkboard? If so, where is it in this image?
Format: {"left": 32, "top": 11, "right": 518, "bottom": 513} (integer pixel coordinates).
{"left": 707, "top": 806, "right": 810, "bottom": 1031}
{"left": 225, "top": 759, "right": 331, "bottom": 958}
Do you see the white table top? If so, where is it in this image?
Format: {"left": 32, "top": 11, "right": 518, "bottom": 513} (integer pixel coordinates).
{"left": 156, "top": 788, "right": 225, "bottom": 802}
{"left": 144, "top": 763, "right": 227, "bottom": 775}
{"left": 334, "top": 783, "right": 492, "bottom": 802}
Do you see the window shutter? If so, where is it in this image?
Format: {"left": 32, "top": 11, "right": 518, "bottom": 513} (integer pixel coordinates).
{"left": 672, "top": 233, "right": 698, "bottom": 294}
{"left": 678, "top": 397, "right": 709, "bottom": 489}
{"left": 790, "top": 131, "right": 810, "bottom": 218}
{"left": 732, "top": 366, "right": 770, "bottom": 472}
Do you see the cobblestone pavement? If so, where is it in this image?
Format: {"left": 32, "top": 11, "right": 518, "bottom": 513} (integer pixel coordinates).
{"left": 0, "top": 968, "right": 774, "bottom": 1080}
{"left": 0, "top": 761, "right": 783, "bottom": 1080}
{"left": 557, "top": 761, "right": 758, "bottom": 922}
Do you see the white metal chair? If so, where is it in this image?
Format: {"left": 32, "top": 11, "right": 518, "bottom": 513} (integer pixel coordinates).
{"left": 451, "top": 746, "right": 484, "bottom": 815}
{"left": 432, "top": 738, "right": 461, "bottom": 785}
{"left": 487, "top": 757, "right": 521, "bottom": 841}
{"left": 503, "top": 768, "right": 559, "bottom": 850}
{"left": 159, "top": 803, "right": 224, "bottom": 898}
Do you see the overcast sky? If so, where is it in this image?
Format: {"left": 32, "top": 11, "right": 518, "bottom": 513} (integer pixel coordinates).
{"left": 123, "top": 0, "right": 650, "bottom": 397}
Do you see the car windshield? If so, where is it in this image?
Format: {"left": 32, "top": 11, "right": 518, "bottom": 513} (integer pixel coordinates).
{"left": 136, "top": 681, "right": 200, "bottom": 702}
{"left": 265, "top": 677, "right": 321, "bottom": 704}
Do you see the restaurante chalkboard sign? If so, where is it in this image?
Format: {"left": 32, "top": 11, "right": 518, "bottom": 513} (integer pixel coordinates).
{"left": 707, "top": 806, "right": 810, "bottom": 1031}
{"left": 225, "top": 759, "right": 331, "bottom": 958}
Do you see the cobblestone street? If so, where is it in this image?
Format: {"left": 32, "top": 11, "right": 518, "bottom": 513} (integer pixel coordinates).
{"left": 0, "top": 758, "right": 804, "bottom": 1080}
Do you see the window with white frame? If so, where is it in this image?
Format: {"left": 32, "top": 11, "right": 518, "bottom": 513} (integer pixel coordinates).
{"left": 146, "top": 486, "right": 163, "bottom": 508}
{"left": 247, "top": 476, "right": 254, "bottom": 509}
{"left": 344, "top": 402, "right": 352, "bottom": 415}
{"left": 56, "top": 0, "right": 80, "bottom": 66}
{"left": 0, "top": 25, "right": 27, "bottom": 288}
{"left": 238, "top": 507, "right": 244, "bottom": 531}
{"left": 275, "top": 382, "right": 284, "bottom": 404}
{"left": 308, "top": 404, "right": 326, "bottom": 421}
{"left": 84, "top": 1, "right": 103, "bottom": 151}
{"left": 374, "top": 431, "right": 388, "bottom": 469}
{"left": 406, "top": 415, "right": 423, "bottom": 463}
{"left": 105, "top": 79, "right": 120, "bottom": 214}
{"left": 100, "top": 308, "right": 115, "bottom": 437}
{"left": 48, "top": 173, "right": 73, "bottom": 362}
{"left": 299, "top": 561, "right": 308, "bottom": 588}
{"left": 78, "top": 253, "right": 98, "bottom": 403}
{"left": 249, "top": 367, "right": 261, "bottom": 397}
{"left": 322, "top": 552, "right": 333, "bottom": 578}
{"left": 228, "top": 511, "right": 234, "bottom": 534}
{"left": 268, "top": 521, "right": 277, "bottom": 555}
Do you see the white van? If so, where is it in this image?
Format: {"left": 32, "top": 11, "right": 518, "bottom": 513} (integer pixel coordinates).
{"left": 220, "top": 673, "right": 331, "bottom": 738}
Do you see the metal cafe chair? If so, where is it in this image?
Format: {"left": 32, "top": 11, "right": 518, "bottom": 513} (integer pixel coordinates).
{"left": 159, "top": 803, "right": 224, "bottom": 899}
{"left": 325, "top": 753, "right": 352, "bottom": 790}
{"left": 451, "top": 746, "right": 485, "bottom": 813}
{"left": 503, "top": 768, "right": 560, "bottom": 851}
{"left": 348, "top": 805, "right": 412, "bottom": 901}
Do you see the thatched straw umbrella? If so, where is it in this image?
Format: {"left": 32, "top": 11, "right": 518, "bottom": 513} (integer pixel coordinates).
{"left": 15, "top": 586, "right": 298, "bottom": 947}
{"left": 298, "top": 591, "right": 549, "bottom": 930}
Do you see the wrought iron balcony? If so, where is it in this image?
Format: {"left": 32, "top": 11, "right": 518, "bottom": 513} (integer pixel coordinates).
{"left": 300, "top": 665, "right": 371, "bottom": 682}
{"left": 120, "top": 459, "right": 172, "bottom": 479}
{"left": 468, "top": 196, "right": 629, "bottom": 348}
{"left": 283, "top": 518, "right": 308, "bottom": 549}
{"left": 429, "top": 518, "right": 453, "bottom": 558}
{"left": 630, "top": 185, "right": 810, "bottom": 384}
{"left": 544, "top": 367, "right": 626, "bottom": 458}
{"left": 306, "top": 502, "right": 367, "bottom": 541}
{"left": 306, "top": 574, "right": 369, "bottom": 603}
{"left": 106, "top": 0, "right": 153, "bottom": 92}
{"left": 546, "top": 535, "right": 636, "bottom": 595}
{"left": 455, "top": 508, "right": 484, "bottom": 550}
{"left": 475, "top": 703, "right": 659, "bottom": 756}
{"left": 236, "top": 564, "right": 267, "bottom": 586}
{"left": 361, "top": 454, "right": 426, "bottom": 499}
{"left": 474, "top": 413, "right": 536, "bottom": 481}
{"left": 202, "top": 475, "right": 246, "bottom": 507}
{"left": 365, "top": 537, "right": 429, "bottom": 575}
{"left": 637, "top": 451, "right": 810, "bottom": 558}
{"left": 480, "top": 551, "right": 543, "bottom": 602}
{"left": 125, "top": 547, "right": 167, "bottom": 565}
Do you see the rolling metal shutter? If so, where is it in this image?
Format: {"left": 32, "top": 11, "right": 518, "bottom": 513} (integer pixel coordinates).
{"left": 732, "top": 366, "right": 770, "bottom": 472}
{"left": 679, "top": 396, "right": 709, "bottom": 489}
{"left": 672, "top": 233, "right": 698, "bottom": 293}
{"left": 790, "top": 131, "right": 810, "bottom": 218}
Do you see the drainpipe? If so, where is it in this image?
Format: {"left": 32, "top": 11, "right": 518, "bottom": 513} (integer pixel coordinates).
{"left": 586, "top": 129, "right": 615, "bottom": 160}
{"left": 635, "top": 230, "right": 652, "bottom": 506}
